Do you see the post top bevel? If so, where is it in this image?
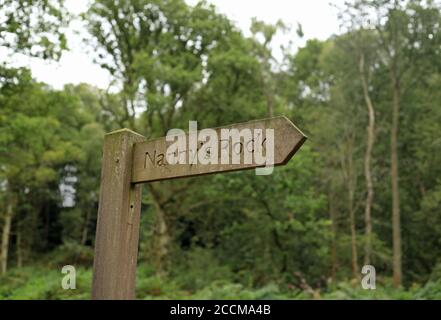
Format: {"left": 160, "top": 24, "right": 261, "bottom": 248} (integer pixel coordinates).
{"left": 105, "top": 128, "right": 145, "bottom": 139}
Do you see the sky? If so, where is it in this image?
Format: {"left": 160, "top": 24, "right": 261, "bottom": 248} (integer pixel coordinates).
{"left": 7, "top": 0, "right": 346, "bottom": 90}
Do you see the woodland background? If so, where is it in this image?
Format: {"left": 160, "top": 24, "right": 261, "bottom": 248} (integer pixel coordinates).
{"left": 1, "top": 0, "right": 441, "bottom": 299}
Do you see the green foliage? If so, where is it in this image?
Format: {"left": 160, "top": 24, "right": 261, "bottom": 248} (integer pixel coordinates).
{"left": 0, "top": 0, "right": 69, "bottom": 60}
{"left": 2, "top": 263, "right": 441, "bottom": 300}
{"left": 1, "top": 0, "right": 441, "bottom": 300}
{"left": 0, "top": 266, "right": 91, "bottom": 299}
{"left": 43, "top": 243, "right": 94, "bottom": 268}
{"left": 322, "top": 280, "right": 417, "bottom": 300}
{"left": 171, "top": 248, "right": 234, "bottom": 291}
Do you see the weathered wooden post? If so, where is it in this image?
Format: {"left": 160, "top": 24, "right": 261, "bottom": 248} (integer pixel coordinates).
{"left": 92, "top": 116, "right": 306, "bottom": 300}
{"left": 92, "top": 129, "right": 145, "bottom": 299}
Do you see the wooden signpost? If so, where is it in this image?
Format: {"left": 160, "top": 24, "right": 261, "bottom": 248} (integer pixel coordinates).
{"left": 92, "top": 116, "right": 306, "bottom": 299}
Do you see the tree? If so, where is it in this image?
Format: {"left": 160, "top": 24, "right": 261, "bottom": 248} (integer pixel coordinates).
{"left": 0, "top": 69, "right": 84, "bottom": 273}
{"left": 250, "top": 18, "right": 287, "bottom": 117}
{"left": 349, "top": 0, "right": 441, "bottom": 287}
{"left": 83, "top": 0, "right": 265, "bottom": 274}
{"left": 337, "top": 3, "right": 381, "bottom": 266}
{"left": 0, "top": 0, "right": 68, "bottom": 60}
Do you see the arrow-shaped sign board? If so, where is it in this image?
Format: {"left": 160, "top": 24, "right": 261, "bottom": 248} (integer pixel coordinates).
{"left": 93, "top": 116, "right": 306, "bottom": 300}
{"left": 131, "top": 116, "right": 307, "bottom": 183}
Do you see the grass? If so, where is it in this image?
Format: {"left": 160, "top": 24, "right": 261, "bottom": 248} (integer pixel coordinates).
{"left": 1, "top": 264, "right": 440, "bottom": 300}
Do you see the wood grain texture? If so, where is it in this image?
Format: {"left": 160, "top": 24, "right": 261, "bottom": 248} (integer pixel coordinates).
{"left": 92, "top": 129, "right": 145, "bottom": 300}
{"left": 131, "top": 116, "right": 307, "bottom": 183}
{"left": 91, "top": 117, "right": 306, "bottom": 299}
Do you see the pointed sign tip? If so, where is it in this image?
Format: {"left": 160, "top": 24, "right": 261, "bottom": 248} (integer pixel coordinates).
{"left": 280, "top": 133, "right": 307, "bottom": 165}
{"left": 280, "top": 115, "right": 308, "bottom": 140}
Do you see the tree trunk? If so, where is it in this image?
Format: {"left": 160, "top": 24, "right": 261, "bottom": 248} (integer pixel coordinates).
{"left": 265, "top": 84, "right": 274, "bottom": 118}
{"left": 391, "top": 75, "right": 402, "bottom": 287}
{"left": 148, "top": 184, "right": 170, "bottom": 276}
{"left": 259, "top": 64, "right": 274, "bottom": 117}
{"left": 260, "top": 197, "right": 287, "bottom": 274}
{"left": 16, "top": 226, "right": 22, "bottom": 268}
{"left": 349, "top": 188, "right": 359, "bottom": 281}
{"left": 1, "top": 198, "right": 14, "bottom": 275}
{"left": 81, "top": 207, "right": 91, "bottom": 246}
{"left": 359, "top": 52, "right": 375, "bottom": 265}
{"left": 329, "top": 190, "right": 339, "bottom": 282}
{"left": 341, "top": 135, "right": 359, "bottom": 280}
